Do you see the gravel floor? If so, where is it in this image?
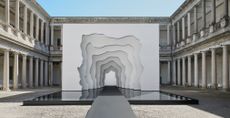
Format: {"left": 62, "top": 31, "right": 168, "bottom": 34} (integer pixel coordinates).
{"left": 132, "top": 105, "right": 221, "bottom": 118}
{"left": 0, "top": 87, "right": 228, "bottom": 118}
{"left": 0, "top": 103, "right": 90, "bottom": 118}
{"left": 0, "top": 103, "right": 221, "bottom": 118}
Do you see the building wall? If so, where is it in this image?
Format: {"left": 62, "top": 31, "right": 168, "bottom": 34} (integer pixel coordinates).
{"left": 0, "top": 56, "right": 3, "bottom": 86}
{"left": 160, "top": 62, "right": 169, "bottom": 84}
{"left": 207, "top": 56, "right": 212, "bottom": 86}
{"left": 217, "top": 53, "right": 223, "bottom": 86}
{"left": 53, "top": 62, "right": 61, "bottom": 86}
{"left": 1, "top": 0, "right": 230, "bottom": 90}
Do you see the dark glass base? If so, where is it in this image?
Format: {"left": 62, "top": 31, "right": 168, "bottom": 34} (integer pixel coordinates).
{"left": 23, "top": 86, "right": 199, "bottom": 106}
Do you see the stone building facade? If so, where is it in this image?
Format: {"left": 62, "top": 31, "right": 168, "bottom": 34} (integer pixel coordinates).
{"left": 0, "top": 0, "right": 229, "bottom": 90}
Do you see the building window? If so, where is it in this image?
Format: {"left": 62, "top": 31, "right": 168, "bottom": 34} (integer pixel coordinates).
{"left": 57, "top": 38, "right": 61, "bottom": 46}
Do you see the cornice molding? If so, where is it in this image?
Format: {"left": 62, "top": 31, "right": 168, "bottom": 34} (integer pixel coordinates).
{"left": 51, "top": 17, "right": 170, "bottom": 24}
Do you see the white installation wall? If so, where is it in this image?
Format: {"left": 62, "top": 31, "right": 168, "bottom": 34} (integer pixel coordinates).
{"left": 62, "top": 24, "right": 159, "bottom": 91}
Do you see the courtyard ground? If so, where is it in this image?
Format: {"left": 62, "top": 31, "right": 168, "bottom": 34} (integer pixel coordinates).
{"left": 0, "top": 86, "right": 229, "bottom": 118}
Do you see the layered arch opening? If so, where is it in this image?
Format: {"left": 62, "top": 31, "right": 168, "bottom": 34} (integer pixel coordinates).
{"left": 78, "top": 34, "right": 143, "bottom": 90}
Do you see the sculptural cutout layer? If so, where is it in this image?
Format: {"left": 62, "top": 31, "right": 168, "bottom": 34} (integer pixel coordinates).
{"left": 79, "top": 34, "right": 143, "bottom": 90}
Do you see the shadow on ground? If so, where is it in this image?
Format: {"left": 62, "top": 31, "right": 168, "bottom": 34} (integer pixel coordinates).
{"left": 161, "top": 86, "right": 230, "bottom": 117}
{"left": 0, "top": 87, "right": 60, "bottom": 102}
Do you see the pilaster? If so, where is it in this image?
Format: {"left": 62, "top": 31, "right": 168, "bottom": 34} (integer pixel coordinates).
{"left": 194, "top": 53, "right": 198, "bottom": 87}
{"left": 3, "top": 50, "right": 10, "bottom": 91}
{"left": 167, "top": 61, "right": 171, "bottom": 84}
{"left": 223, "top": 46, "right": 229, "bottom": 89}
{"left": 182, "top": 57, "right": 186, "bottom": 86}
{"left": 29, "top": 56, "right": 33, "bottom": 88}
{"left": 202, "top": 51, "right": 207, "bottom": 88}
{"left": 173, "top": 60, "right": 177, "bottom": 85}
{"left": 177, "top": 59, "right": 181, "bottom": 85}
{"left": 22, "top": 54, "right": 27, "bottom": 88}
{"left": 211, "top": 48, "right": 217, "bottom": 88}
{"left": 187, "top": 55, "right": 192, "bottom": 86}
{"left": 30, "top": 12, "right": 34, "bottom": 38}
{"left": 13, "top": 52, "right": 19, "bottom": 89}
{"left": 5, "top": 0, "right": 10, "bottom": 31}
{"left": 15, "top": 0, "right": 20, "bottom": 34}
{"left": 40, "top": 60, "right": 44, "bottom": 87}
{"left": 35, "top": 58, "right": 39, "bottom": 87}
{"left": 23, "top": 5, "right": 27, "bottom": 34}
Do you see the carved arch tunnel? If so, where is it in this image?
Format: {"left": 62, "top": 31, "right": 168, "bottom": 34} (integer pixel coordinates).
{"left": 78, "top": 34, "right": 143, "bottom": 90}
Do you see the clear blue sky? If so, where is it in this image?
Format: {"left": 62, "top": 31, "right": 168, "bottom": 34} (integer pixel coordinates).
{"left": 37, "top": 0, "right": 185, "bottom": 17}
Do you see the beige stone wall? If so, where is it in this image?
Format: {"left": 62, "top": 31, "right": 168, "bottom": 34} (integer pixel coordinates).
{"left": 160, "top": 62, "right": 169, "bottom": 84}
{"left": 0, "top": 56, "right": 3, "bottom": 84}
{"left": 160, "top": 26, "right": 168, "bottom": 46}
{"left": 53, "top": 62, "right": 61, "bottom": 86}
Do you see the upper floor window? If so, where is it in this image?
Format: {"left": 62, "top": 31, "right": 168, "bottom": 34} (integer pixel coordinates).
{"left": 57, "top": 38, "right": 61, "bottom": 46}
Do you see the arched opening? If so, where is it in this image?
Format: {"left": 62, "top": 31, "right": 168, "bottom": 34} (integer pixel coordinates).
{"left": 104, "top": 70, "right": 117, "bottom": 86}
{"left": 99, "top": 62, "right": 123, "bottom": 88}
{"left": 94, "top": 57, "right": 126, "bottom": 88}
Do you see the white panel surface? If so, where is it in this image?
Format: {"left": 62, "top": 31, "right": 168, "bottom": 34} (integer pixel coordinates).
{"left": 62, "top": 24, "right": 159, "bottom": 91}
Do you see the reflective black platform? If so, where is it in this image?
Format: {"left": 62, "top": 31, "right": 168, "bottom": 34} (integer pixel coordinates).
{"left": 23, "top": 86, "right": 199, "bottom": 106}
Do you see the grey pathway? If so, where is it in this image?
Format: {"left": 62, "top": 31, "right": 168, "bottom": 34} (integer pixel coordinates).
{"left": 0, "top": 87, "right": 60, "bottom": 102}
{"left": 86, "top": 86, "right": 136, "bottom": 118}
{"left": 161, "top": 86, "right": 230, "bottom": 117}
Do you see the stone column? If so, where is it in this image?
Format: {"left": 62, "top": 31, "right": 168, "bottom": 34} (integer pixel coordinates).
{"left": 45, "top": 23, "right": 49, "bottom": 46}
{"left": 22, "top": 54, "right": 27, "bottom": 88}
{"left": 41, "top": 21, "right": 44, "bottom": 43}
{"left": 182, "top": 17, "right": 185, "bottom": 40}
{"left": 167, "top": 24, "right": 171, "bottom": 45}
{"left": 30, "top": 12, "right": 34, "bottom": 38}
{"left": 223, "top": 46, "right": 229, "bottom": 89}
{"left": 44, "top": 61, "right": 48, "bottom": 86}
{"left": 187, "top": 55, "right": 192, "bottom": 86}
{"left": 187, "top": 12, "right": 191, "bottom": 37}
{"left": 50, "top": 25, "right": 54, "bottom": 50}
{"left": 49, "top": 62, "right": 53, "bottom": 86}
{"left": 177, "top": 59, "right": 181, "bottom": 85}
{"left": 193, "top": 6, "right": 198, "bottom": 35}
{"left": 13, "top": 52, "right": 19, "bottom": 89}
{"left": 35, "top": 16, "right": 39, "bottom": 40}
{"left": 211, "top": 48, "right": 217, "bottom": 88}
{"left": 182, "top": 57, "right": 186, "bottom": 86}
{"left": 15, "top": 0, "right": 20, "bottom": 32}
{"left": 40, "top": 60, "right": 44, "bottom": 87}
{"left": 168, "top": 61, "right": 171, "bottom": 84}
{"left": 194, "top": 53, "right": 199, "bottom": 87}
{"left": 211, "top": 0, "right": 216, "bottom": 24}
{"left": 202, "top": 0, "right": 206, "bottom": 29}
{"left": 202, "top": 51, "right": 207, "bottom": 88}
{"left": 60, "top": 26, "right": 63, "bottom": 48}
{"left": 35, "top": 58, "right": 39, "bottom": 87}
{"left": 23, "top": 5, "right": 27, "bottom": 34}
{"left": 224, "top": 0, "right": 229, "bottom": 18}
{"left": 3, "top": 50, "right": 10, "bottom": 91}
{"left": 173, "top": 60, "right": 177, "bottom": 85}
{"left": 177, "top": 21, "right": 180, "bottom": 43}
{"left": 5, "top": 0, "right": 10, "bottom": 31}
{"left": 29, "top": 56, "right": 33, "bottom": 88}
{"left": 173, "top": 24, "right": 176, "bottom": 47}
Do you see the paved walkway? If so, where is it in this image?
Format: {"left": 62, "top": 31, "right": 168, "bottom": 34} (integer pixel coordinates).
{"left": 160, "top": 86, "right": 230, "bottom": 117}
{"left": 0, "top": 87, "right": 60, "bottom": 102}
{"left": 86, "top": 86, "right": 136, "bottom": 118}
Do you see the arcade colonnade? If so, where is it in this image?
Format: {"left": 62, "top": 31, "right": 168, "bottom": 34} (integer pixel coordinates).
{"left": 1, "top": 0, "right": 230, "bottom": 90}
{"left": 0, "top": 0, "right": 56, "bottom": 90}
{"left": 171, "top": 46, "right": 230, "bottom": 89}
{"left": 161, "top": 0, "right": 230, "bottom": 89}
{"left": 0, "top": 49, "right": 51, "bottom": 91}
